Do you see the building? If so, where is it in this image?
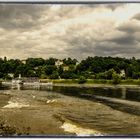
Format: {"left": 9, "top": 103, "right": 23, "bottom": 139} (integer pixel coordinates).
{"left": 21, "top": 59, "right": 26, "bottom": 64}
{"left": 63, "top": 66, "right": 69, "bottom": 71}
{"left": 120, "top": 70, "right": 125, "bottom": 78}
{"left": 55, "top": 60, "right": 63, "bottom": 67}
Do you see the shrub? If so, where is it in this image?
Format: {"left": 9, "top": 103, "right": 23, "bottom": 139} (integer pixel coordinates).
{"left": 78, "top": 76, "right": 87, "bottom": 84}
{"left": 112, "top": 72, "right": 121, "bottom": 84}
{"left": 49, "top": 71, "right": 59, "bottom": 79}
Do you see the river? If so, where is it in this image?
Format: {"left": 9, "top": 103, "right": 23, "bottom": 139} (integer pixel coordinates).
{"left": 0, "top": 84, "right": 140, "bottom": 136}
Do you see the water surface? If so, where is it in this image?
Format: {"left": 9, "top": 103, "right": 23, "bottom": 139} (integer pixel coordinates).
{"left": 0, "top": 84, "right": 140, "bottom": 136}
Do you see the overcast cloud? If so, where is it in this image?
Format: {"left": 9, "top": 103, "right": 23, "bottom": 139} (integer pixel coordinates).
{"left": 0, "top": 3, "right": 140, "bottom": 60}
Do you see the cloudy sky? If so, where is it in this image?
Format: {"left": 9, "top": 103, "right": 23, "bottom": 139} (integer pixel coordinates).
{"left": 0, "top": 3, "right": 140, "bottom": 60}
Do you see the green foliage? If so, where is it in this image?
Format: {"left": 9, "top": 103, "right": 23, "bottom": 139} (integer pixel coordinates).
{"left": 132, "top": 72, "right": 140, "bottom": 79}
{"left": 78, "top": 76, "right": 87, "bottom": 84}
{"left": 0, "top": 56, "right": 140, "bottom": 83}
{"left": 4, "top": 74, "right": 12, "bottom": 80}
{"left": 26, "top": 70, "right": 37, "bottom": 77}
{"left": 112, "top": 71, "right": 121, "bottom": 85}
{"left": 50, "top": 71, "right": 59, "bottom": 79}
{"left": 63, "top": 58, "right": 77, "bottom": 65}
{"left": 44, "top": 65, "right": 57, "bottom": 75}
{"left": 60, "top": 71, "right": 73, "bottom": 79}
{"left": 95, "top": 69, "right": 115, "bottom": 80}
{"left": 45, "top": 58, "right": 56, "bottom": 65}
{"left": 40, "top": 74, "right": 47, "bottom": 79}
{"left": 106, "top": 69, "right": 115, "bottom": 79}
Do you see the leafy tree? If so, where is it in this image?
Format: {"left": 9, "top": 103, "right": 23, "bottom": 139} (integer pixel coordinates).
{"left": 26, "top": 58, "right": 45, "bottom": 67}
{"left": 132, "top": 72, "right": 140, "bottom": 79}
{"left": 63, "top": 58, "right": 77, "bottom": 65}
{"left": 26, "top": 70, "right": 36, "bottom": 77}
{"left": 44, "top": 65, "right": 57, "bottom": 75}
{"left": 112, "top": 71, "right": 121, "bottom": 85}
{"left": 78, "top": 76, "right": 87, "bottom": 84}
{"left": 45, "top": 58, "right": 56, "bottom": 65}
{"left": 60, "top": 71, "right": 73, "bottom": 79}
{"left": 50, "top": 71, "right": 59, "bottom": 79}
{"left": 106, "top": 69, "right": 115, "bottom": 79}
{"left": 58, "top": 66, "right": 63, "bottom": 75}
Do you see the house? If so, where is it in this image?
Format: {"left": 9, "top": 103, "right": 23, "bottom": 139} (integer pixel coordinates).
{"left": 21, "top": 59, "right": 26, "bottom": 64}
{"left": 55, "top": 60, "right": 63, "bottom": 67}
{"left": 63, "top": 66, "right": 69, "bottom": 71}
{"left": 120, "top": 70, "right": 125, "bottom": 78}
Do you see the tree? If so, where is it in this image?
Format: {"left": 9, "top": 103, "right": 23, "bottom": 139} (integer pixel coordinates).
{"left": 26, "top": 58, "right": 45, "bottom": 67}
{"left": 112, "top": 71, "right": 121, "bottom": 84}
{"left": 44, "top": 65, "right": 57, "bottom": 75}
{"left": 60, "top": 71, "right": 73, "bottom": 79}
{"left": 50, "top": 71, "right": 59, "bottom": 79}
{"left": 45, "top": 58, "right": 56, "bottom": 65}
{"left": 105, "top": 69, "right": 115, "bottom": 79}
{"left": 58, "top": 66, "right": 63, "bottom": 75}
{"left": 26, "top": 70, "right": 37, "bottom": 77}
{"left": 63, "top": 58, "right": 77, "bottom": 65}
{"left": 78, "top": 76, "right": 87, "bottom": 84}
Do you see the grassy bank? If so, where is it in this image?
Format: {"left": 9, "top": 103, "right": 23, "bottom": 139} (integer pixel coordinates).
{"left": 1, "top": 78, "right": 140, "bottom": 86}
{"left": 40, "top": 79, "right": 140, "bottom": 85}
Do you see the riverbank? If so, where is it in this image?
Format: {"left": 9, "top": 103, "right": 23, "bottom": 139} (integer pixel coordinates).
{"left": 53, "top": 83, "right": 140, "bottom": 89}
{"left": 41, "top": 79, "right": 140, "bottom": 85}
{"left": 1, "top": 78, "right": 140, "bottom": 86}
{"left": 1, "top": 80, "right": 140, "bottom": 89}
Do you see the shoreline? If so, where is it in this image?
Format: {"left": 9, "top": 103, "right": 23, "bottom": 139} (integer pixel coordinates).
{"left": 1, "top": 81, "right": 140, "bottom": 89}
{"left": 53, "top": 83, "right": 140, "bottom": 88}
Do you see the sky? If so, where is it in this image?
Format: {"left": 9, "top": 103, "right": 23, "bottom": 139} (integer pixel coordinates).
{"left": 0, "top": 3, "right": 140, "bottom": 60}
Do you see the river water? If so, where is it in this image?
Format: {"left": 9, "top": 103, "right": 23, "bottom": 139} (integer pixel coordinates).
{"left": 0, "top": 84, "right": 140, "bottom": 136}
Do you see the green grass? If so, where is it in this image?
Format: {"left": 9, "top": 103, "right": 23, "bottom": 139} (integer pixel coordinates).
{"left": 40, "top": 79, "right": 78, "bottom": 84}
{"left": 120, "top": 79, "right": 140, "bottom": 85}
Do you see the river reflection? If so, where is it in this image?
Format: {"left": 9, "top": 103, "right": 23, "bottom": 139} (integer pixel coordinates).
{"left": 2, "top": 84, "right": 140, "bottom": 102}
{"left": 50, "top": 86, "right": 140, "bottom": 102}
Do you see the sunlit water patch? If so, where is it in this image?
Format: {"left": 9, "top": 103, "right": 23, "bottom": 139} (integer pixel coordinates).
{"left": 60, "top": 120, "right": 103, "bottom": 136}
{"left": 3, "top": 101, "right": 29, "bottom": 108}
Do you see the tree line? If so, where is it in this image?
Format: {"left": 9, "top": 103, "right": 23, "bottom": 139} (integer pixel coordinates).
{"left": 0, "top": 56, "right": 140, "bottom": 81}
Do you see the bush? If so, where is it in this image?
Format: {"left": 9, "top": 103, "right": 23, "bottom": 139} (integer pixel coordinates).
{"left": 112, "top": 72, "right": 121, "bottom": 85}
{"left": 40, "top": 74, "right": 47, "bottom": 79}
{"left": 49, "top": 71, "right": 59, "bottom": 79}
{"left": 3, "top": 74, "right": 12, "bottom": 80}
{"left": 78, "top": 76, "right": 87, "bottom": 84}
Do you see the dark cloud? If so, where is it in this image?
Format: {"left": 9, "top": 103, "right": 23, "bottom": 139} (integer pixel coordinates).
{"left": 108, "top": 34, "right": 137, "bottom": 45}
{"left": 87, "top": 3, "right": 124, "bottom": 10}
{"left": 90, "top": 39, "right": 140, "bottom": 59}
{"left": 132, "top": 12, "right": 140, "bottom": 20}
{"left": 117, "top": 21, "right": 140, "bottom": 33}
{"left": 0, "top": 4, "right": 47, "bottom": 30}
{"left": 104, "top": 3, "right": 125, "bottom": 10}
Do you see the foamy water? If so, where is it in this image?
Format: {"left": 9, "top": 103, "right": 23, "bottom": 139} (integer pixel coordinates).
{"left": 61, "top": 121, "right": 103, "bottom": 136}
{"left": 46, "top": 99, "right": 57, "bottom": 104}
{"left": 3, "top": 101, "right": 29, "bottom": 108}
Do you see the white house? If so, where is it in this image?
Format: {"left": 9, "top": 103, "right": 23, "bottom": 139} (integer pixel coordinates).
{"left": 120, "top": 70, "right": 125, "bottom": 78}
{"left": 55, "top": 60, "right": 63, "bottom": 67}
